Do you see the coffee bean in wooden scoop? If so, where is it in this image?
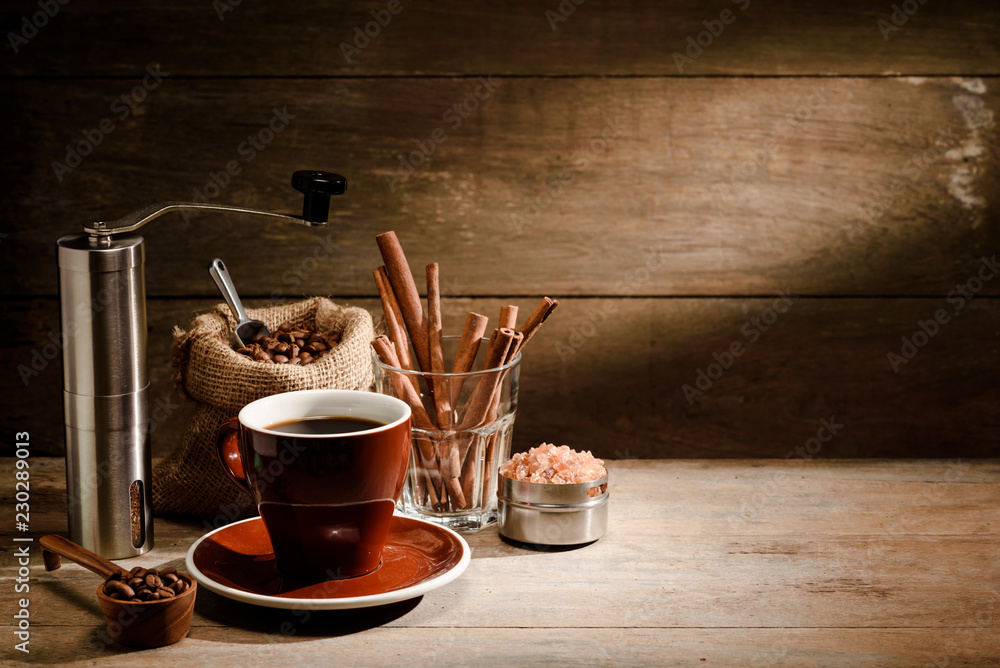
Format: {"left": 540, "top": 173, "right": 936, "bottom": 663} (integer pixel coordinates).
{"left": 40, "top": 535, "right": 197, "bottom": 648}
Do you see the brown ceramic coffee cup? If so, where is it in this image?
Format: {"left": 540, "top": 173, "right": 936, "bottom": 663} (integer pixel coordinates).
{"left": 215, "top": 389, "right": 411, "bottom": 580}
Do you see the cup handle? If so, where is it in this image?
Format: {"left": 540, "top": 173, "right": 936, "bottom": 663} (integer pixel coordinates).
{"left": 215, "top": 417, "right": 251, "bottom": 495}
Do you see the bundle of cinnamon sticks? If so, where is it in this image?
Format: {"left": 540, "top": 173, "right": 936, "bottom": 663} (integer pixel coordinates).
{"left": 370, "top": 231, "right": 559, "bottom": 512}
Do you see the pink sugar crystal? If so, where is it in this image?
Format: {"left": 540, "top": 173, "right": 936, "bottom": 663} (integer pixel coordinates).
{"left": 499, "top": 443, "right": 607, "bottom": 485}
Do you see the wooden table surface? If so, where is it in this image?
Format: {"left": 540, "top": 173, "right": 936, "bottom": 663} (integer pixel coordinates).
{"left": 2, "top": 457, "right": 998, "bottom": 666}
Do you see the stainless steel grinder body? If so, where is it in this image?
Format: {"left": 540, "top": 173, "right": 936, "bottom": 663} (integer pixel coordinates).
{"left": 54, "top": 170, "right": 346, "bottom": 559}
{"left": 57, "top": 233, "right": 153, "bottom": 558}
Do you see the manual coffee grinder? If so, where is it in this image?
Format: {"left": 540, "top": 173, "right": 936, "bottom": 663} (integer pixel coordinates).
{"left": 56, "top": 170, "right": 346, "bottom": 558}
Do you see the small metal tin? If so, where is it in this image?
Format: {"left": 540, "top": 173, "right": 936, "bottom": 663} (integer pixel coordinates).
{"left": 498, "top": 473, "right": 609, "bottom": 545}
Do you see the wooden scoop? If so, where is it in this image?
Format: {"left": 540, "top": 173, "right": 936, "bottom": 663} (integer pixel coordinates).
{"left": 40, "top": 535, "right": 196, "bottom": 648}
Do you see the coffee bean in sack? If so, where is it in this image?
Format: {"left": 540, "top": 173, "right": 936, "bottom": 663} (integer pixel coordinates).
{"left": 235, "top": 320, "right": 341, "bottom": 365}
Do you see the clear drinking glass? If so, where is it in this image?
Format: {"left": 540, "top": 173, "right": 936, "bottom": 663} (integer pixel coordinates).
{"left": 372, "top": 336, "right": 520, "bottom": 532}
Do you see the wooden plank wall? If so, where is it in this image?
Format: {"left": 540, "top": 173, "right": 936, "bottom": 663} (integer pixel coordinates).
{"left": 1, "top": 1, "right": 998, "bottom": 458}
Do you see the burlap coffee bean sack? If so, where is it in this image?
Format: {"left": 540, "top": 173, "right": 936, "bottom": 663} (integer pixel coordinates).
{"left": 153, "top": 297, "right": 375, "bottom": 519}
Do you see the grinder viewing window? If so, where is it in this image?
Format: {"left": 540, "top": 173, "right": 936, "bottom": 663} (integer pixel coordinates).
{"left": 55, "top": 170, "right": 346, "bottom": 559}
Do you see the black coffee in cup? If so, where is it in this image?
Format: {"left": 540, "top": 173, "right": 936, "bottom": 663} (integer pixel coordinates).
{"left": 267, "top": 416, "right": 385, "bottom": 435}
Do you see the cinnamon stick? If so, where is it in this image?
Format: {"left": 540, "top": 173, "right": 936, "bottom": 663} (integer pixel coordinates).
{"left": 423, "top": 437, "right": 445, "bottom": 508}
{"left": 451, "top": 312, "right": 489, "bottom": 374}
{"left": 470, "top": 330, "right": 522, "bottom": 507}
{"left": 514, "top": 296, "right": 559, "bottom": 353}
{"left": 478, "top": 432, "right": 499, "bottom": 510}
{"left": 450, "top": 311, "right": 489, "bottom": 406}
{"left": 460, "top": 437, "right": 477, "bottom": 511}
{"left": 451, "top": 330, "right": 518, "bottom": 507}
{"left": 373, "top": 336, "right": 443, "bottom": 503}
{"left": 430, "top": 433, "right": 451, "bottom": 509}
{"left": 426, "top": 263, "right": 451, "bottom": 427}
{"left": 480, "top": 330, "right": 522, "bottom": 444}
{"left": 445, "top": 446, "right": 466, "bottom": 508}
{"left": 373, "top": 267, "right": 413, "bottom": 372}
{"left": 482, "top": 327, "right": 500, "bottom": 363}
{"left": 423, "top": 467, "right": 439, "bottom": 507}
{"left": 376, "top": 232, "right": 431, "bottom": 373}
{"left": 457, "top": 328, "right": 516, "bottom": 431}
{"left": 457, "top": 302, "right": 557, "bottom": 508}
{"left": 371, "top": 336, "right": 432, "bottom": 430}
{"left": 374, "top": 239, "right": 563, "bottom": 517}
{"left": 499, "top": 304, "right": 518, "bottom": 330}
{"left": 486, "top": 330, "right": 523, "bottom": 420}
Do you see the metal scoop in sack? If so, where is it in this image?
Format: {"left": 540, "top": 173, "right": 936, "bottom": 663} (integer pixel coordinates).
{"left": 209, "top": 258, "right": 271, "bottom": 347}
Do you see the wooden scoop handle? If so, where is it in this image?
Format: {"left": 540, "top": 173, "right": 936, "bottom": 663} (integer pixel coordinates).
{"left": 40, "top": 535, "right": 127, "bottom": 580}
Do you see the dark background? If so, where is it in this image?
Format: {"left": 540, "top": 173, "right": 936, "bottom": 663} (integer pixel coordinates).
{"left": 2, "top": 1, "right": 998, "bottom": 458}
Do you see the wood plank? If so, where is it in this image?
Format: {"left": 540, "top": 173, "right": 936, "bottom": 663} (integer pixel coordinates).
{"left": 1, "top": 626, "right": 996, "bottom": 666}
{"left": 122, "top": 532, "right": 1000, "bottom": 628}
{"left": 3, "top": 296, "right": 998, "bottom": 458}
{"left": 1, "top": 1, "right": 997, "bottom": 77}
{"left": 2, "top": 77, "right": 998, "bottom": 297}
{"left": 5, "top": 458, "right": 997, "bottom": 542}
{"left": 1, "top": 460, "right": 997, "bottom": 665}
{"left": 17, "top": 531, "right": 996, "bottom": 630}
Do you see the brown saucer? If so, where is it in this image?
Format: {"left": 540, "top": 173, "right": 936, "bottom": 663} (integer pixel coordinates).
{"left": 185, "top": 515, "right": 470, "bottom": 610}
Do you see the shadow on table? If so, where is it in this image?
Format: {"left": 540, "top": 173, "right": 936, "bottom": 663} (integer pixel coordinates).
{"left": 36, "top": 564, "right": 420, "bottom": 658}
{"left": 463, "top": 530, "right": 601, "bottom": 558}
{"left": 37, "top": 577, "right": 189, "bottom": 662}
{"left": 43, "top": 577, "right": 102, "bottom": 615}
{"left": 192, "top": 586, "right": 422, "bottom": 643}
{"left": 496, "top": 535, "right": 599, "bottom": 553}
